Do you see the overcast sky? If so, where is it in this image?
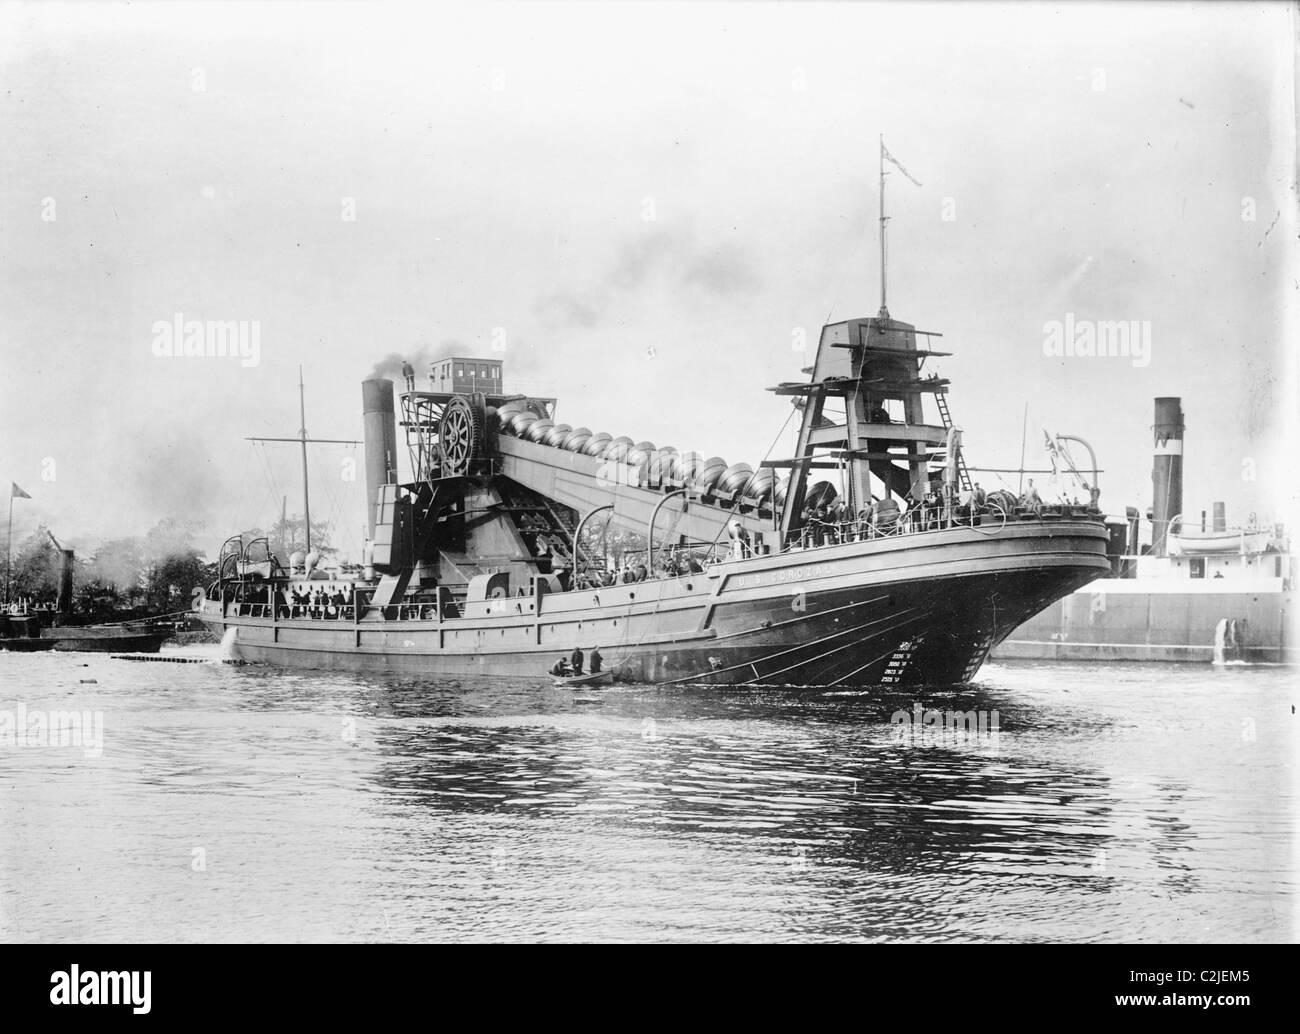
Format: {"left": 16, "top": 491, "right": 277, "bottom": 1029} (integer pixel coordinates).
{"left": 1, "top": 1, "right": 1294, "bottom": 560}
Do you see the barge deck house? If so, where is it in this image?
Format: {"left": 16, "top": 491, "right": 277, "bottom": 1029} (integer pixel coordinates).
{"left": 199, "top": 308, "right": 1112, "bottom": 686}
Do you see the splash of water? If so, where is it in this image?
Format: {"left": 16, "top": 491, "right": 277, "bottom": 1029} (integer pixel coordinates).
{"left": 217, "top": 627, "right": 239, "bottom": 662}
{"left": 1212, "top": 618, "right": 1241, "bottom": 665}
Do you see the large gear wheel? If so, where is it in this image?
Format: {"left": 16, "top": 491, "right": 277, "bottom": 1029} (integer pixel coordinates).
{"left": 439, "top": 394, "right": 486, "bottom": 476}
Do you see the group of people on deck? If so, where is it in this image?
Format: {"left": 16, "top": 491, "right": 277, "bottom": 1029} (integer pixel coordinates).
{"left": 793, "top": 474, "right": 1093, "bottom": 548}
{"left": 283, "top": 582, "right": 353, "bottom": 619}
{"left": 799, "top": 496, "right": 905, "bottom": 546}
{"left": 551, "top": 645, "right": 603, "bottom": 678}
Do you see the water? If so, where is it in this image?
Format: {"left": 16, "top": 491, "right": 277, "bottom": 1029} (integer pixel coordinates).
{"left": 1, "top": 647, "right": 1294, "bottom": 943}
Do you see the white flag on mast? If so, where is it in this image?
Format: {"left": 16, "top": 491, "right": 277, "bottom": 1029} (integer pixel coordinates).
{"left": 882, "top": 141, "right": 922, "bottom": 186}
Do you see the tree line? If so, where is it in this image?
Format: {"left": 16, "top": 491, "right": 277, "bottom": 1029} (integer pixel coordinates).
{"left": 7, "top": 515, "right": 333, "bottom": 620}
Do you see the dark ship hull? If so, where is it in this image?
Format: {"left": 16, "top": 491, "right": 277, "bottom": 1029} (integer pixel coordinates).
{"left": 200, "top": 520, "right": 1108, "bottom": 685}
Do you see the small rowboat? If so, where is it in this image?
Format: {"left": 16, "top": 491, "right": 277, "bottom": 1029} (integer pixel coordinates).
{"left": 1168, "top": 517, "right": 1273, "bottom": 557}
{"left": 551, "top": 669, "right": 613, "bottom": 688}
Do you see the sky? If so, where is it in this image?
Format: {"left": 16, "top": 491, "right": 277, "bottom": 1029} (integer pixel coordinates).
{"left": 1, "top": 0, "right": 1295, "bottom": 561}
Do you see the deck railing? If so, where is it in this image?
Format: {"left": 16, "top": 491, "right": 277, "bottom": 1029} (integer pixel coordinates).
{"left": 212, "top": 501, "right": 1103, "bottom": 622}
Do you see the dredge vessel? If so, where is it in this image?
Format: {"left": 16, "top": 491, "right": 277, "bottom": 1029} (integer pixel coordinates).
{"left": 198, "top": 312, "right": 1111, "bottom": 685}
{"left": 199, "top": 146, "right": 1110, "bottom": 684}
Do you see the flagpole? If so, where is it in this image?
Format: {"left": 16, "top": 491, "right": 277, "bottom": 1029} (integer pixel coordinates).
{"left": 5, "top": 489, "right": 12, "bottom": 606}
{"left": 1018, "top": 403, "right": 1029, "bottom": 495}
{"left": 879, "top": 134, "right": 888, "bottom": 318}
{"left": 298, "top": 366, "right": 312, "bottom": 554}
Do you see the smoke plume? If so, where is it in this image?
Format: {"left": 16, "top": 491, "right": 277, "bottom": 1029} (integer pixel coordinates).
{"left": 367, "top": 340, "right": 467, "bottom": 380}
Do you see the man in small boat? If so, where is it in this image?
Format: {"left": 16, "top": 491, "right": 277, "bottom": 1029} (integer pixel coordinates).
{"left": 550, "top": 657, "right": 572, "bottom": 677}
{"left": 570, "top": 645, "right": 584, "bottom": 675}
{"left": 590, "top": 647, "right": 603, "bottom": 674}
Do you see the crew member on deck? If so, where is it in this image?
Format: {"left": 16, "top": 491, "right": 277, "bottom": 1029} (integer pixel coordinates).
{"left": 400, "top": 360, "right": 415, "bottom": 392}
{"left": 570, "top": 646, "right": 584, "bottom": 675}
{"left": 857, "top": 500, "right": 876, "bottom": 539}
{"left": 973, "top": 482, "right": 987, "bottom": 509}
{"left": 1021, "top": 479, "right": 1042, "bottom": 515}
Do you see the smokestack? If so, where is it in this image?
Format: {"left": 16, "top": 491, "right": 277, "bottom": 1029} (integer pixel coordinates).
{"left": 1151, "top": 397, "right": 1184, "bottom": 556}
{"left": 362, "top": 379, "right": 397, "bottom": 539}
{"left": 57, "top": 549, "right": 73, "bottom": 616}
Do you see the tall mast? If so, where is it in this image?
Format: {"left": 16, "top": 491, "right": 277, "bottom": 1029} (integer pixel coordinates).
{"left": 245, "top": 379, "right": 360, "bottom": 556}
{"left": 5, "top": 490, "right": 12, "bottom": 606}
{"left": 299, "top": 365, "right": 311, "bottom": 553}
{"left": 879, "top": 133, "right": 888, "bottom": 319}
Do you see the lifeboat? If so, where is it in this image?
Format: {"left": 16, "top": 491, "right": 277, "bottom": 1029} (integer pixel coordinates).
{"left": 1168, "top": 517, "right": 1272, "bottom": 556}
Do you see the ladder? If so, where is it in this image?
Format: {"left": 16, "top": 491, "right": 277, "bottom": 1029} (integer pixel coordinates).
{"left": 933, "top": 391, "right": 973, "bottom": 492}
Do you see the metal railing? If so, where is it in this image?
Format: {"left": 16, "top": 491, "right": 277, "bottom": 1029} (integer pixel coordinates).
{"left": 782, "top": 500, "right": 1101, "bottom": 551}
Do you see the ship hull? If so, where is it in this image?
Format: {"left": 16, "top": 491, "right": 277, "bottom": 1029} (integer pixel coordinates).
{"left": 992, "top": 580, "right": 1294, "bottom": 664}
{"left": 201, "top": 520, "right": 1110, "bottom": 686}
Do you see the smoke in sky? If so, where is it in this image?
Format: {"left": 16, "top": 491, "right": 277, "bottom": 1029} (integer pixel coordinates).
{"left": 366, "top": 340, "right": 466, "bottom": 381}
{"left": 534, "top": 224, "right": 760, "bottom": 332}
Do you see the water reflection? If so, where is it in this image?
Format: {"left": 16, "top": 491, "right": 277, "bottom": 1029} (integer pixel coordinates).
{"left": 0, "top": 649, "right": 1288, "bottom": 942}
{"left": 367, "top": 682, "right": 1132, "bottom": 879}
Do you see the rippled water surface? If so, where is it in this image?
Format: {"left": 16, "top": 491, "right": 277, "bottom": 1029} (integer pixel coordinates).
{"left": 1, "top": 647, "right": 1295, "bottom": 942}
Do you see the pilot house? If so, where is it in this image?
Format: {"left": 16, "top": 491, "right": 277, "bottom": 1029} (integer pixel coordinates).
{"left": 429, "top": 357, "right": 502, "bottom": 394}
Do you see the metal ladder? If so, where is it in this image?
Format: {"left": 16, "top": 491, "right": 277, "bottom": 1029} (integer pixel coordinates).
{"left": 933, "top": 391, "right": 973, "bottom": 492}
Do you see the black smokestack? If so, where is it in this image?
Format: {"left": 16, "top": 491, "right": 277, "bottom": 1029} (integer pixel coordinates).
{"left": 57, "top": 548, "right": 74, "bottom": 615}
{"left": 1151, "top": 397, "right": 1184, "bottom": 556}
{"left": 362, "top": 379, "right": 396, "bottom": 538}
